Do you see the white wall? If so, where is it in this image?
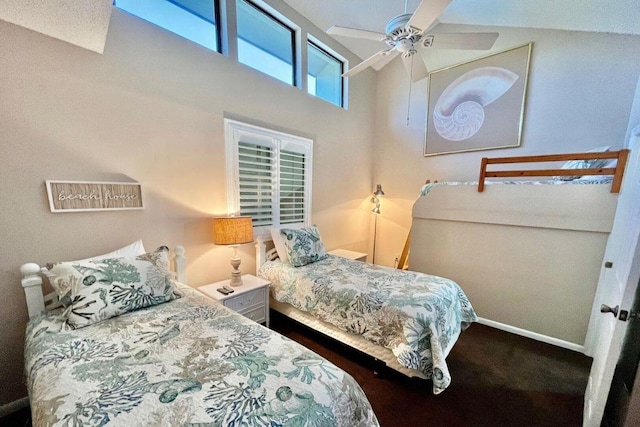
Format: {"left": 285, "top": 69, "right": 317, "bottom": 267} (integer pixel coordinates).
{"left": 373, "top": 24, "right": 640, "bottom": 268}
{"left": 624, "top": 76, "right": 640, "bottom": 144}
{"left": 0, "top": 7, "right": 377, "bottom": 405}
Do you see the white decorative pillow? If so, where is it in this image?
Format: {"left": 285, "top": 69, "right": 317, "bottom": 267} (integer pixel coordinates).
{"left": 79, "top": 239, "right": 147, "bottom": 262}
{"left": 42, "top": 240, "right": 146, "bottom": 279}
{"left": 555, "top": 146, "right": 611, "bottom": 181}
{"left": 270, "top": 225, "right": 305, "bottom": 263}
{"left": 280, "top": 225, "right": 328, "bottom": 267}
{"left": 270, "top": 227, "right": 289, "bottom": 263}
{"left": 48, "top": 248, "right": 180, "bottom": 328}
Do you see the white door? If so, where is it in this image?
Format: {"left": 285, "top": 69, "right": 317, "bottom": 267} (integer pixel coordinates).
{"left": 583, "top": 130, "right": 640, "bottom": 426}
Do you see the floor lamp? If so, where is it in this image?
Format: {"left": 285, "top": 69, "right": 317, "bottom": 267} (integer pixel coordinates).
{"left": 371, "top": 184, "right": 384, "bottom": 264}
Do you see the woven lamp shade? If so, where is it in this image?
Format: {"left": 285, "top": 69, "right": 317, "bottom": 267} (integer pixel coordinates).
{"left": 213, "top": 217, "right": 254, "bottom": 245}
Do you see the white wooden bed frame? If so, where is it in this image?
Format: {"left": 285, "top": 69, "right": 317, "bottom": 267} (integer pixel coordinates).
{"left": 20, "top": 246, "right": 187, "bottom": 319}
{"left": 255, "top": 236, "right": 429, "bottom": 380}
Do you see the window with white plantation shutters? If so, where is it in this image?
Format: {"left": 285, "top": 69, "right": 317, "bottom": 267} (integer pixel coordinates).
{"left": 225, "top": 119, "right": 313, "bottom": 233}
{"left": 279, "top": 149, "right": 306, "bottom": 224}
{"left": 238, "top": 142, "right": 275, "bottom": 227}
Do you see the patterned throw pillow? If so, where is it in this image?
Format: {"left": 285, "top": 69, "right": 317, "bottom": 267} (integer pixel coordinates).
{"left": 47, "top": 247, "right": 181, "bottom": 328}
{"left": 280, "top": 226, "right": 328, "bottom": 267}
{"left": 44, "top": 240, "right": 148, "bottom": 305}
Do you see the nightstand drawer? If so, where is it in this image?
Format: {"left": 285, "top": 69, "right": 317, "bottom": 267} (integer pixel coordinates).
{"left": 225, "top": 287, "right": 267, "bottom": 312}
{"left": 198, "top": 274, "right": 271, "bottom": 327}
{"left": 241, "top": 306, "right": 266, "bottom": 323}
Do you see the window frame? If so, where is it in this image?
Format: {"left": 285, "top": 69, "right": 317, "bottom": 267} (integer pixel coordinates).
{"left": 114, "top": 0, "right": 222, "bottom": 54}
{"left": 235, "top": 0, "right": 298, "bottom": 87}
{"left": 224, "top": 119, "right": 313, "bottom": 235}
{"left": 307, "top": 39, "right": 345, "bottom": 108}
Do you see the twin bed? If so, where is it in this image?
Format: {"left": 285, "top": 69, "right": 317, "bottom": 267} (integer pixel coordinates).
{"left": 21, "top": 245, "right": 379, "bottom": 427}
{"left": 256, "top": 237, "right": 477, "bottom": 395}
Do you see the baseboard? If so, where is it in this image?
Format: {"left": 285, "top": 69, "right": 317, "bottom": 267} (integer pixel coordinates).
{"left": 477, "top": 317, "right": 586, "bottom": 354}
{"left": 0, "top": 396, "right": 29, "bottom": 418}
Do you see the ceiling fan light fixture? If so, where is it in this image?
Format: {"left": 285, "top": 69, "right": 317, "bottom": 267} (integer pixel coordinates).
{"left": 422, "top": 35, "right": 434, "bottom": 48}
{"left": 385, "top": 13, "right": 412, "bottom": 35}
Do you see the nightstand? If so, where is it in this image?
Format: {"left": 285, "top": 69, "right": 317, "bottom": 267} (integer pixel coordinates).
{"left": 198, "top": 274, "right": 270, "bottom": 327}
{"left": 328, "top": 249, "right": 368, "bottom": 262}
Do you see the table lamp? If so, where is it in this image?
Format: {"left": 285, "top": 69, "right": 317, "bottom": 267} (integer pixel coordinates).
{"left": 213, "top": 216, "right": 254, "bottom": 287}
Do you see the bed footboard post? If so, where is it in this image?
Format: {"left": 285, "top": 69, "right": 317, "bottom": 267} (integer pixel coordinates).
{"left": 174, "top": 246, "right": 187, "bottom": 284}
{"left": 20, "top": 263, "right": 45, "bottom": 319}
{"left": 255, "top": 236, "right": 268, "bottom": 271}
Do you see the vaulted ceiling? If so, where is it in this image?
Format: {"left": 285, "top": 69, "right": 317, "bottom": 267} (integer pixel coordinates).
{"left": 0, "top": 0, "right": 112, "bottom": 53}
{"left": 1, "top": 0, "right": 639, "bottom": 58}
{"left": 284, "top": 0, "right": 640, "bottom": 61}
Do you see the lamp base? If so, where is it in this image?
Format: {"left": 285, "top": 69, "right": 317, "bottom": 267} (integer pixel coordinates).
{"left": 229, "top": 270, "right": 243, "bottom": 287}
{"left": 229, "top": 255, "right": 243, "bottom": 287}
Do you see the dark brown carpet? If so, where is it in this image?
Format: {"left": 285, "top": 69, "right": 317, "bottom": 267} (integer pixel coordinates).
{"left": 270, "top": 311, "right": 592, "bottom": 427}
{"left": 0, "top": 313, "right": 592, "bottom": 427}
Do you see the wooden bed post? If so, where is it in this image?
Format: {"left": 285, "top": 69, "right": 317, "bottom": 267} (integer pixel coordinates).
{"left": 21, "top": 263, "right": 45, "bottom": 319}
{"left": 611, "top": 149, "right": 630, "bottom": 193}
{"left": 478, "top": 157, "right": 488, "bottom": 192}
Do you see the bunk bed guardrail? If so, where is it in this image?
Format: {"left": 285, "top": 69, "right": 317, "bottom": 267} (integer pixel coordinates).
{"left": 478, "top": 149, "right": 630, "bottom": 193}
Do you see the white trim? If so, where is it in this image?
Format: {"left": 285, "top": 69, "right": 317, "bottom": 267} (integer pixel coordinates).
{"left": 477, "top": 317, "right": 586, "bottom": 354}
{"left": 238, "top": 0, "right": 300, "bottom": 87}
{"left": 224, "top": 118, "right": 313, "bottom": 231}
{"left": 0, "top": 396, "right": 29, "bottom": 418}
{"left": 306, "top": 33, "right": 348, "bottom": 109}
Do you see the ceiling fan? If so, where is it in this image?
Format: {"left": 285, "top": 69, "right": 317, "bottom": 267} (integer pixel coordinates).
{"left": 327, "top": 0, "right": 499, "bottom": 82}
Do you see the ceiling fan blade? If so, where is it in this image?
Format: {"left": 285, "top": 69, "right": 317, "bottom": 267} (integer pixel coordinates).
{"left": 343, "top": 48, "right": 398, "bottom": 77}
{"left": 327, "top": 25, "right": 386, "bottom": 41}
{"left": 407, "top": 0, "right": 452, "bottom": 32}
{"left": 401, "top": 54, "right": 429, "bottom": 82}
{"left": 371, "top": 49, "right": 400, "bottom": 70}
{"left": 429, "top": 32, "right": 499, "bottom": 50}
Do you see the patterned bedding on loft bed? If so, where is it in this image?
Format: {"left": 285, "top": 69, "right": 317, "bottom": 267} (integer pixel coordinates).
{"left": 25, "top": 284, "right": 379, "bottom": 427}
{"left": 419, "top": 176, "right": 614, "bottom": 196}
{"left": 259, "top": 256, "right": 478, "bottom": 394}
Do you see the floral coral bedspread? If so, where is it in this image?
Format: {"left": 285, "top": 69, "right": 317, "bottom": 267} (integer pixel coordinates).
{"left": 24, "top": 284, "right": 379, "bottom": 427}
{"left": 259, "top": 256, "right": 478, "bottom": 394}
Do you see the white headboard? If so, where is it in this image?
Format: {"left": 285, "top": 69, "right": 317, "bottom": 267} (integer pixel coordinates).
{"left": 20, "top": 246, "right": 187, "bottom": 319}
{"left": 255, "top": 235, "right": 278, "bottom": 270}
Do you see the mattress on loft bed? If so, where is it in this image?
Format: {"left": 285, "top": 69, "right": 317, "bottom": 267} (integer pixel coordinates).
{"left": 420, "top": 176, "right": 614, "bottom": 196}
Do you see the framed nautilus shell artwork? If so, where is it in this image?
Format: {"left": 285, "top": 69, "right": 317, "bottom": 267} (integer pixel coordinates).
{"left": 424, "top": 43, "right": 532, "bottom": 156}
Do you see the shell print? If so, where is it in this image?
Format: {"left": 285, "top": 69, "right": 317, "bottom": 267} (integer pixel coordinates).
{"left": 433, "top": 66, "right": 519, "bottom": 141}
